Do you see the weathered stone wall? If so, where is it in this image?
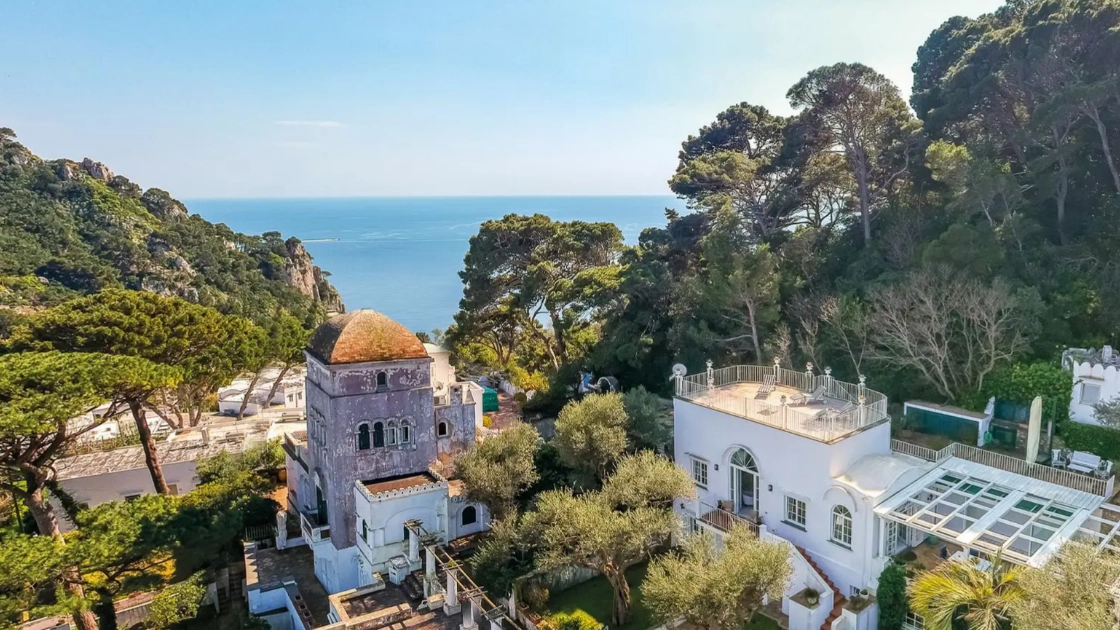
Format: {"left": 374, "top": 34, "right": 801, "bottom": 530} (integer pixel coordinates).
{"left": 306, "top": 354, "right": 438, "bottom": 550}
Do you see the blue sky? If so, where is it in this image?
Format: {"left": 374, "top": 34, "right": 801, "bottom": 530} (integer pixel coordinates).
{"left": 2, "top": 0, "right": 1004, "bottom": 198}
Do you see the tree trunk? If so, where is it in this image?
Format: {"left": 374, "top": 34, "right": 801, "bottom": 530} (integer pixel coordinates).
{"left": 1088, "top": 107, "right": 1120, "bottom": 195}
{"left": 129, "top": 400, "right": 170, "bottom": 494}
{"left": 236, "top": 372, "right": 263, "bottom": 421}
{"left": 607, "top": 571, "right": 632, "bottom": 626}
{"left": 24, "top": 487, "right": 98, "bottom": 630}
{"left": 262, "top": 365, "right": 293, "bottom": 413}
{"left": 747, "top": 300, "right": 762, "bottom": 362}
{"left": 858, "top": 175, "right": 872, "bottom": 245}
{"left": 549, "top": 310, "right": 568, "bottom": 365}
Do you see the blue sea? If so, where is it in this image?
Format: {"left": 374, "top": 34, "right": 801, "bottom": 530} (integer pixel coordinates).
{"left": 186, "top": 196, "right": 683, "bottom": 332}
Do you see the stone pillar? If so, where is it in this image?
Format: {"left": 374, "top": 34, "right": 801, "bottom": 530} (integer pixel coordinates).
{"left": 409, "top": 529, "right": 420, "bottom": 564}
{"left": 462, "top": 598, "right": 478, "bottom": 630}
{"left": 508, "top": 588, "right": 517, "bottom": 617}
{"left": 424, "top": 547, "right": 438, "bottom": 597}
{"left": 773, "top": 356, "right": 781, "bottom": 383}
{"left": 444, "top": 569, "right": 461, "bottom": 614}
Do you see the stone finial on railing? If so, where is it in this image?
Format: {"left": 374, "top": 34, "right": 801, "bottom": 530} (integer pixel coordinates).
{"left": 858, "top": 374, "right": 866, "bottom": 395}
{"left": 706, "top": 359, "right": 714, "bottom": 390}
{"left": 824, "top": 366, "right": 832, "bottom": 377}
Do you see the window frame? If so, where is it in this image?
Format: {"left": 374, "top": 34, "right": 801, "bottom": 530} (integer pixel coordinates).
{"left": 690, "top": 457, "right": 709, "bottom": 488}
{"left": 785, "top": 495, "right": 807, "bottom": 529}
{"left": 372, "top": 422, "right": 385, "bottom": 448}
{"left": 461, "top": 505, "right": 478, "bottom": 526}
{"left": 831, "top": 505, "right": 853, "bottom": 548}
{"left": 357, "top": 423, "right": 371, "bottom": 450}
{"left": 438, "top": 421, "right": 448, "bottom": 437}
{"left": 1081, "top": 381, "right": 1103, "bottom": 405}
{"left": 400, "top": 422, "right": 410, "bottom": 444}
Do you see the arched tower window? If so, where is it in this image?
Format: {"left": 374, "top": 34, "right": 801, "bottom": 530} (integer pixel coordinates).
{"left": 730, "top": 448, "right": 758, "bottom": 471}
{"left": 376, "top": 372, "right": 388, "bottom": 391}
{"left": 400, "top": 421, "right": 411, "bottom": 444}
{"left": 387, "top": 421, "right": 398, "bottom": 446}
{"left": 373, "top": 422, "right": 385, "bottom": 448}
{"left": 357, "top": 424, "right": 370, "bottom": 450}
{"left": 438, "top": 421, "right": 448, "bottom": 437}
{"left": 462, "top": 505, "right": 477, "bottom": 526}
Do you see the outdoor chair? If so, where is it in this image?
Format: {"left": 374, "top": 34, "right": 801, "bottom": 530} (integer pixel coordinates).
{"left": 1051, "top": 449, "right": 1068, "bottom": 469}
{"left": 754, "top": 374, "right": 776, "bottom": 399}
{"left": 789, "top": 385, "right": 826, "bottom": 405}
{"left": 1097, "top": 460, "right": 1114, "bottom": 480}
{"left": 1070, "top": 451, "right": 1102, "bottom": 474}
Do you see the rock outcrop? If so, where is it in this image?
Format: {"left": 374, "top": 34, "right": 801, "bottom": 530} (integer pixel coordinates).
{"left": 81, "top": 158, "right": 114, "bottom": 181}
{"left": 140, "top": 188, "right": 189, "bottom": 221}
{"left": 284, "top": 238, "right": 345, "bottom": 313}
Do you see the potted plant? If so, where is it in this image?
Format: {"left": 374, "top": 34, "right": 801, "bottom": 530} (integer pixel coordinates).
{"left": 804, "top": 588, "right": 820, "bottom": 606}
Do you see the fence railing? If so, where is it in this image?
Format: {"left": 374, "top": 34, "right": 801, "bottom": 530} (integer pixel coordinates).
{"left": 299, "top": 510, "right": 330, "bottom": 542}
{"left": 696, "top": 501, "right": 759, "bottom": 536}
{"left": 890, "top": 439, "right": 1116, "bottom": 497}
{"left": 677, "top": 365, "right": 889, "bottom": 442}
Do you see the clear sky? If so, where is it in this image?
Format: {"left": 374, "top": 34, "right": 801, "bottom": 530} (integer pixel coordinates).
{"left": 1, "top": 0, "right": 1004, "bottom": 198}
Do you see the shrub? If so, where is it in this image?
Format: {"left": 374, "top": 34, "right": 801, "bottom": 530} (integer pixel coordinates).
{"left": 483, "top": 415, "right": 493, "bottom": 428}
{"left": 1060, "top": 421, "right": 1120, "bottom": 461}
{"left": 542, "top": 611, "right": 601, "bottom": 630}
{"left": 877, "top": 561, "right": 908, "bottom": 630}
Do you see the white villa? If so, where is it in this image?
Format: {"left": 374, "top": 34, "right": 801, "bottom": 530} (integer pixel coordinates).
{"left": 1063, "top": 345, "right": 1120, "bottom": 426}
{"left": 218, "top": 366, "right": 307, "bottom": 416}
{"left": 674, "top": 361, "right": 1120, "bottom": 630}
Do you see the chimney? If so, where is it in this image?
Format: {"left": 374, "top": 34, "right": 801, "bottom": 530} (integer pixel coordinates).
{"left": 201, "top": 426, "right": 210, "bottom": 446}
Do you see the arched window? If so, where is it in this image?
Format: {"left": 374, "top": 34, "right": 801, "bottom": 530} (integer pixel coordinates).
{"left": 357, "top": 424, "right": 371, "bottom": 450}
{"left": 462, "top": 505, "right": 477, "bottom": 526}
{"left": 400, "top": 422, "right": 411, "bottom": 444}
{"left": 387, "top": 421, "right": 398, "bottom": 446}
{"left": 831, "top": 505, "right": 852, "bottom": 547}
{"left": 730, "top": 448, "right": 758, "bottom": 472}
{"left": 438, "top": 421, "right": 448, "bottom": 437}
{"left": 372, "top": 422, "right": 385, "bottom": 448}
{"left": 376, "top": 372, "right": 388, "bottom": 391}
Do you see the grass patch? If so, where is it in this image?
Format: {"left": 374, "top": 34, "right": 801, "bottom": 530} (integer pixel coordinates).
{"left": 546, "top": 563, "right": 652, "bottom": 629}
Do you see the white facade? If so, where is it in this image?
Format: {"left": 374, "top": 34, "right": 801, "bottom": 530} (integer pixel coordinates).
{"left": 1064, "top": 347, "right": 1120, "bottom": 426}
{"left": 675, "top": 363, "right": 1120, "bottom": 630}
{"left": 218, "top": 367, "right": 306, "bottom": 417}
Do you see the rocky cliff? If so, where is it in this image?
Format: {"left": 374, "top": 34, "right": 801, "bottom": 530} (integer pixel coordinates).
{"left": 0, "top": 126, "right": 343, "bottom": 324}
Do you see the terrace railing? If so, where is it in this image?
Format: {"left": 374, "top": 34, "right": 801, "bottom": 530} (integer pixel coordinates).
{"left": 891, "top": 439, "right": 1116, "bottom": 497}
{"left": 676, "top": 364, "right": 889, "bottom": 442}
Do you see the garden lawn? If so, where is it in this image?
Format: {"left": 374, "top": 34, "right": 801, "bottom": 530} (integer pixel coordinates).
{"left": 546, "top": 563, "right": 652, "bottom": 629}
{"left": 744, "top": 615, "right": 782, "bottom": 629}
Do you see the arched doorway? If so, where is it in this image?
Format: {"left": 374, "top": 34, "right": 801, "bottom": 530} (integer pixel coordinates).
{"left": 729, "top": 448, "right": 759, "bottom": 518}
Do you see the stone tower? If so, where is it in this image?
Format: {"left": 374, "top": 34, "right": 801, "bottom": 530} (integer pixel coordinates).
{"left": 304, "top": 310, "right": 437, "bottom": 550}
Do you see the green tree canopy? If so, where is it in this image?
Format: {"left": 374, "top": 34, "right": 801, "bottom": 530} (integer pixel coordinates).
{"left": 552, "top": 393, "right": 629, "bottom": 487}
{"left": 454, "top": 423, "right": 540, "bottom": 520}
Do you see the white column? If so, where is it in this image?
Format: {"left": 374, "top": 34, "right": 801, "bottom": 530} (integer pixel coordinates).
{"left": 462, "top": 598, "right": 478, "bottom": 630}
{"left": 508, "top": 588, "right": 517, "bottom": 617}
{"left": 424, "top": 547, "right": 437, "bottom": 597}
{"left": 408, "top": 529, "right": 420, "bottom": 564}
{"left": 444, "top": 569, "right": 461, "bottom": 614}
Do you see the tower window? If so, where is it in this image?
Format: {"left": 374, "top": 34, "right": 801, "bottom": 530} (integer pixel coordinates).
{"left": 376, "top": 372, "right": 388, "bottom": 391}
{"left": 400, "top": 422, "right": 410, "bottom": 444}
{"left": 438, "top": 422, "right": 448, "bottom": 437}
{"left": 373, "top": 422, "right": 385, "bottom": 448}
{"left": 387, "top": 422, "right": 398, "bottom": 446}
{"left": 462, "top": 505, "right": 477, "bottom": 526}
{"left": 357, "top": 424, "right": 370, "bottom": 450}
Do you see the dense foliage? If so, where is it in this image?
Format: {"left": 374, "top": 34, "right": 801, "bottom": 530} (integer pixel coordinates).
{"left": 0, "top": 128, "right": 340, "bottom": 325}
{"left": 451, "top": 0, "right": 1120, "bottom": 411}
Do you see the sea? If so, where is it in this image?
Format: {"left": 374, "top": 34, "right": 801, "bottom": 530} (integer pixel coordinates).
{"left": 186, "top": 196, "right": 683, "bottom": 333}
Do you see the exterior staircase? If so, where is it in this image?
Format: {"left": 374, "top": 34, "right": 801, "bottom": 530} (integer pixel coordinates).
{"left": 794, "top": 546, "right": 846, "bottom": 630}
{"left": 402, "top": 572, "right": 425, "bottom": 601}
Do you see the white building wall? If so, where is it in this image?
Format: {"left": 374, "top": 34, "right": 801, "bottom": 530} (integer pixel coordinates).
{"left": 1070, "top": 361, "right": 1120, "bottom": 425}
{"left": 674, "top": 399, "right": 892, "bottom": 595}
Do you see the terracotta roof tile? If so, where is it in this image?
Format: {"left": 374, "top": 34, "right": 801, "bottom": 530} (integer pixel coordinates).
{"left": 307, "top": 310, "right": 428, "bottom": 365}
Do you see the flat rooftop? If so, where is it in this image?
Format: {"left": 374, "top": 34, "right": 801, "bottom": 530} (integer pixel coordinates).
{"left": 362, "top": 472, "right": 442, "bottom": 496}
{"left": 244, "top": 543, "right": 332, "bottom": 628}
{"left": 676, "top": 365, "right": 888, "bottom": 443}
{"left": 330, "top": 577, "right": 462, "bottom": 630}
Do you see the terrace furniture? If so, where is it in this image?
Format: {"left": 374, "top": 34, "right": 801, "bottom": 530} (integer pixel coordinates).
{"left": 1069, "top": 451, "right": 1103, "bottom": 474}
{"left": 1051, "top": 449, "right": 1068, "bottom": 469}
{"left": 755, "top": 374, "right": 776, "bottom": 399}
{"left": 789, "top": 385, "right": 826, "bottom": 405}
{"left": 949, "top": 550, "right": 992, "bottom": 572}
{"left": 1097, "top": 460, "right": 1114, "bottom": 479}
{"left": 718, "top": 500, "right": 735, "bottom": 512}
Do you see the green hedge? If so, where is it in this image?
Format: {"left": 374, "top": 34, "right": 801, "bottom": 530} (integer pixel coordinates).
{"left": 1060, "top": 421, "right": 1120, "bottom": 461}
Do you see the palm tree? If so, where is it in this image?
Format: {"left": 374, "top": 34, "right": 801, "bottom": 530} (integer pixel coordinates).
{"left": 908, "top": 556, "right": 1024, "bottom": 630}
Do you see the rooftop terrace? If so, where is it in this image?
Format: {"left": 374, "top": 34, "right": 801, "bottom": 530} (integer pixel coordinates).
{"left": 676, "top": 363, "right": 888, "bottom": 443}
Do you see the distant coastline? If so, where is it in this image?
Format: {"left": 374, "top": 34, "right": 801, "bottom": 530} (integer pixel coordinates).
{"left": 187, "top": 196, "right": 681, "bottom": 332}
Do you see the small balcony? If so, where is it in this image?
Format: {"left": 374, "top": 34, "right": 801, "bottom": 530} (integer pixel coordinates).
{"left": 676, "top": 363, "right": 888, "bottom": 443}
{"left": 299, "top": 509, "right": 331, "bottom": 543}
{"left": 694, "top": 500, "right": 759, "bottom": 536}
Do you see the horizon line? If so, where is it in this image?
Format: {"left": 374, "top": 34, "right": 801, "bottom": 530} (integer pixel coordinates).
{"left": 182, "top": 193, "right": 683, "bottom": 202}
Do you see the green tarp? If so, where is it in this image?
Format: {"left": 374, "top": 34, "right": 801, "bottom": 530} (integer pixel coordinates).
{"left": 483, "top": 387, "right": 500, "bottom": 413}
